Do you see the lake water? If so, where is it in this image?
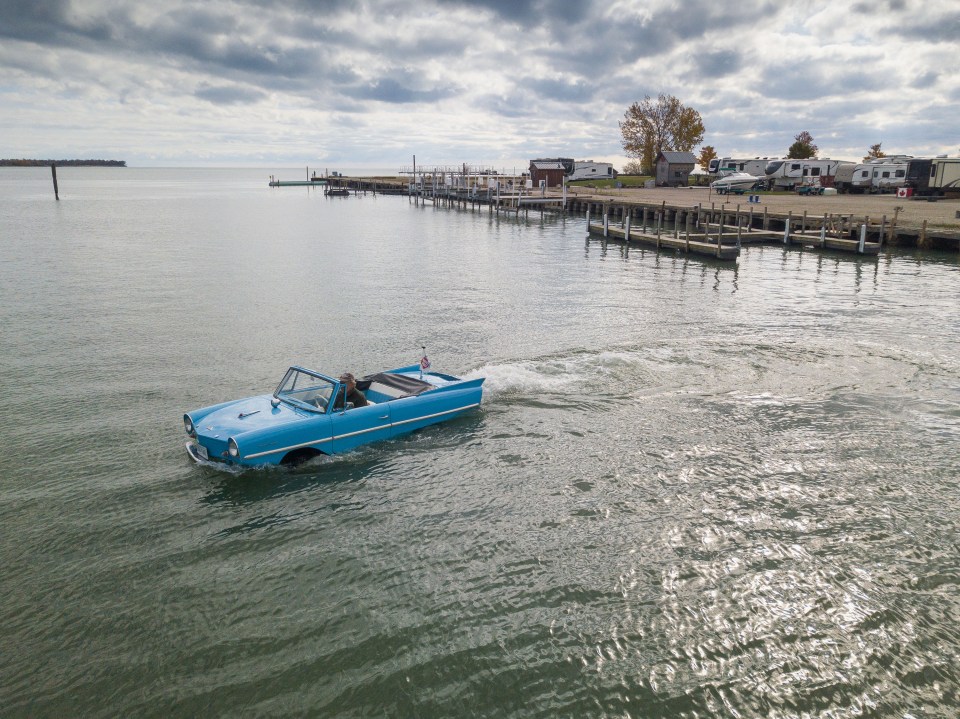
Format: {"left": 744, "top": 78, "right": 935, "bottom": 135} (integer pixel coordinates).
{"left": 2, "top": 167, "right": 959, "bottom": 717}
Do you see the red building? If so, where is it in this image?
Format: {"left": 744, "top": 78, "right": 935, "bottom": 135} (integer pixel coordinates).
{"left": 529, "top": 159, "right": 567, "bottom": 188}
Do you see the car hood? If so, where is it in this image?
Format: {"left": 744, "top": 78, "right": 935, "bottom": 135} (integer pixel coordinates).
{"left": 194, "top": 394, "right": 314, "bottom": 438}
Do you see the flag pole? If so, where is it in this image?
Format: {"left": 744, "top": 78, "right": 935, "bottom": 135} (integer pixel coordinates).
{"left": 420, "top": 345, "right": 428, "bottom": 379}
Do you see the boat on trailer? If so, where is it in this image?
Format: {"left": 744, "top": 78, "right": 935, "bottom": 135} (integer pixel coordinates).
{"left": 710, "top": 171, "right": 764, "bottom": 194}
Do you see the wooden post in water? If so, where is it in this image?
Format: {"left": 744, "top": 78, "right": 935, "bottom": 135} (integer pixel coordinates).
{"left": 51, "top": 164, "right": 59, "bottom": 200}
{"left": 763, "top": 207, "right": 768, "bottom": 231}
{"left": 748, "top": 205, "right": 754, "bottom": 232}
{"left": 820, "top": 213, "right": 827, "bottom": 248}
{"left": 802, "top": 210, "right": 807, "bottom": 235}
{"left": 783, "top": 212, "right": 792, "bottom": 245}
{"left": 879, "top": 215, "right": 886, "bottom": 247}
{"left": 603, "top": 207, "right": 609, "bottom": 237}
{"left": 656, "top": 212, "right": 662, "bottom": 249}
{"left": 624, "top": 213, "right": 631, "bottom": 242}
{"left": 685, "top": 211, "right": 691, "bottom": 253}
{"left": 585, "top": 206, "right": 591, "bottom": 231}
{"left": 920, "top": 219, "right": 928, "bottom": 248}
{"left": 736, "top": 204, "right": 742, "bottom": 249}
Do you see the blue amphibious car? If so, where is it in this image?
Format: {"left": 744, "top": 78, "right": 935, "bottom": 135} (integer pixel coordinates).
{"left": 184, "top": 364, "right": 484, "bottom": 467}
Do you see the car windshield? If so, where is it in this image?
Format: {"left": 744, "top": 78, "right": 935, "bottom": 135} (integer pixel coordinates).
{"left": 274, "top": 368, "right": 336, "bottom": 412}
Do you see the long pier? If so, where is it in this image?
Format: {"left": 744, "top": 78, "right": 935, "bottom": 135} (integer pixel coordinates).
{"left": 403, "top": 184, "right": 886, "bottom": 261}
{"left": 284, "top": 173, "right": 959, "bottom": 256}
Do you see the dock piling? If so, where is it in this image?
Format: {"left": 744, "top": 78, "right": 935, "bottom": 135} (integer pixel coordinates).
{"left": 51, "top": 164, "right": 59, "bottom": 200}
{"left": 736, "top": 204, "right": 743, "bottom": 249}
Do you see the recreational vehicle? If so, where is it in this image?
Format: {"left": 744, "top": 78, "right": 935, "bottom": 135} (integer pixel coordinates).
{"left": 568, "top": 161, "right": 617, "bottom": 181}
{"left": 905, "top": 157, "right": 960, "bottom": 196}
{"left": 763, "top": 159, "right": 857, "bottom": 190}
{"left": 708, "top": 157, "right": 779, "bottom": 177}
{"left": 846, "top": 156, "right": 912, "bottom": 193}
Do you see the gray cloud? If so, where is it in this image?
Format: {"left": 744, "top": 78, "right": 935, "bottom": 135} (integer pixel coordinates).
{"left": 344, "top": 78, "right": 458, "bottom": 104}
{"left": 0, "top": 0, "right": 114, "bottom": 45}
{"left": 695, "top": 50, "right": 743, "bottom": 79}
{"left": 0, "top": 0, "right": 957, "bottom": 166}
{"left": 194, "top": 83, "right": 267, "bottom": 105}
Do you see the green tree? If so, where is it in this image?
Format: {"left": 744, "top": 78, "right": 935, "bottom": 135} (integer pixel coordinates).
{"left": 787, "top": 130, "right": 818, "bottom": 159}
{"left": 697, "top": 145, "right": 718, "bottom": 171}
{"left": 619, "top": 94, "right": 705, "bottom": 173}
{"left": 864, "top": 143, "right": 886, "bottom": 161}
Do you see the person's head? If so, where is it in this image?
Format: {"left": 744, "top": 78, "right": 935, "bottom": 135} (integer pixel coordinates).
{"left": 339, "top": 372, "right": 356, "bottom": 389}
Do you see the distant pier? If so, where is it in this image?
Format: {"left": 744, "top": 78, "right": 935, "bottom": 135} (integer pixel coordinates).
{"left": 283, "top": 172, "right": 959, "bottom": 256}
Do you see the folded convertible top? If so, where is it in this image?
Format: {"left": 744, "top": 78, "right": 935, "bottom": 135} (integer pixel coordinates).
{"left": 357, "top": 372, "right": 434, "bottom": 397}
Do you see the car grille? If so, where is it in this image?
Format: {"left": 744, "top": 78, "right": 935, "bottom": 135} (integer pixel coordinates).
{"left": 199, "top": 435, "right": 230, "bottom": 459}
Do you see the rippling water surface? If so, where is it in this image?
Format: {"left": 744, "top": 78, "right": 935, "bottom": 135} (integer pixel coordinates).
{"left": 2, "top": 167, "right": 959, "bottom": 717}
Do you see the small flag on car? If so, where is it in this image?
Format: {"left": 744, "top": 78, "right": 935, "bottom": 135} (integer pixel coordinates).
{"left": 420, "top": 346, "right": 431, "bottom": 375}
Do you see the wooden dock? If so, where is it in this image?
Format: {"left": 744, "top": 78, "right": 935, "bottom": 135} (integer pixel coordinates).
{"left": 268, "top": 179, "right": 328, "bottom": 187}
{"left": 305, "top": 174, "right": 952, "bottom": 255}
{"left": 581, "top": 201, "right": 885, "bottom": 260}
{"left": 586, "top": 210, "right": 741, "bottom": 261}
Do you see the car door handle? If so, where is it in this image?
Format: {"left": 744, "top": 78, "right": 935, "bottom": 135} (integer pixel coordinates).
{"left": 379, "top": 415, "right": 389, "bottom": 420}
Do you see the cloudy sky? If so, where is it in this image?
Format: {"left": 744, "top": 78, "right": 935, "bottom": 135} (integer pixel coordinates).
{"left": 2, "top": 0, "right": 958, "bottom": 170}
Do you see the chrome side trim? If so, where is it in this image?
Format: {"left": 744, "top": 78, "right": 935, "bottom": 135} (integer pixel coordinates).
{"left": 390, "top": 403, "right": 480, "bottom": 428}
{"left": 244, "top": 435, "right": 333, "bottom": 460}
{"left": 240, "top": 402, "right": 480, "bottom": 460}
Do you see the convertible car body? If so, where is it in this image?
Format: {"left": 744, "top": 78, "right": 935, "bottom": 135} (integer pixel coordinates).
{"left": 184, "top": 364, "right": 484, "bottom": 467}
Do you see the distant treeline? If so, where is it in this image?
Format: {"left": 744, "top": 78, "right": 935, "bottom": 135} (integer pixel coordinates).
{"left": 0, "top": 159, "right": 126, "bottom": 167}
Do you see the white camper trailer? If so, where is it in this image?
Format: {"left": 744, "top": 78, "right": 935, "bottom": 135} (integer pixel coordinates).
{"left": 847, "top": 156, "right": 912, "bottom": 193}
{"left": 708, "top": 157, "right": 779, "bottom": 177}
{"left": 568, "top": 161, "right": 617, "bottom": 181}
{"left": 763, "top": 159, "right": 857, "bottom": 190}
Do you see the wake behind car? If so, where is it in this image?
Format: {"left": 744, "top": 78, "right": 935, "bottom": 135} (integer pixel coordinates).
{"left": 184, "top": 364, "right": 484, "bottom": 467}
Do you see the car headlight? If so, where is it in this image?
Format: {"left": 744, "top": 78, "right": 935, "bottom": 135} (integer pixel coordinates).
{"left": 228, "top": 438, "right": 239, "bottom": 457}
{"left": 183, "top": 415, "right": 195, "bottom": 436}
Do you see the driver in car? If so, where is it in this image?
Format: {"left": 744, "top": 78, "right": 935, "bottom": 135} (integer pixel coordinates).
{"left": 337, "top": 372, "right": 368, "bottom": 409}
